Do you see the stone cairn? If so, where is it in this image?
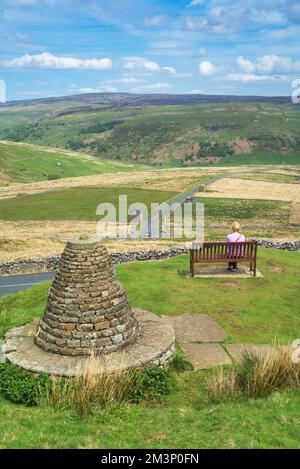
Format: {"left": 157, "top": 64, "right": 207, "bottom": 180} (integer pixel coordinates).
{"left": 35, "top": 235, "right": 141, "bottom": 356}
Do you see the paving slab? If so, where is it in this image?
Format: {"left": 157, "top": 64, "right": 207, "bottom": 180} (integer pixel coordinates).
{"left": 162, "top": 313, "right": 227, "bottom": 343}
{"left": 181, "top": 343, "right": 232, "bottom": 370}
{"left": 187, "top": 265, "right": 263, "bottom": 278}
{"left": 226, "top": 344, "right": 275, "bottom": 362}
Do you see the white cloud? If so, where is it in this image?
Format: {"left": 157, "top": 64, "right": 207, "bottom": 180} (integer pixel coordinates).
{"left": 4, "top": 52, "right": 112, "bottom": 70}
{"left": 251, "top": 9, "right": 284, "bottom": 26}
{"left": 187, "top": 0, "right": 205, "bottom": 7}
{"left": 163, "top": 66, "right": 177, "bottom": 74}
{"left": 184, "top": 3, "right": 287, "bottom": 38}
{"left": 117, "top": 77, "right": 145, "bottom": 84}
{"left": 122, "top": 57, "right": 176, "bottom": 74}
{"left": 131, "top": 82, "right": 171, "bottom": 93}
{"left": 198, "top": 48, "right": 206, "bottom": 57}
{"left": 199, "top": 60, "right": 218, "bottom": 76}
{"left": 102, "top": 76, "right": 146, "bottom": 85}
{"left": 79, "top": 85, "right": 118, "bottom": 93}
{"left": 123, "top": 57, "right": 160, "bottom": 72}
{"left": 144, "top": 15, "right": 167, "bottom": 27}
{"left": 237, "top": 55, "right": 300, "bottom": 74}
{"left": 189, "top": 89, "right": 205, "bottom": 94}
{"left": 224, "top": 73, "right": 288, "bottom": 82}
{"left": 10, "top": 0, "right": 56, "bottom": 5}
{"left": 185, "top": 16, "right": 207, "bottom": 31}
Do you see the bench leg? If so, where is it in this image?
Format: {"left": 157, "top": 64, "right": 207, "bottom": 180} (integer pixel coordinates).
{"left": 253, "top": 260, "right": 257, "bottom": 277}
{"left": 190, "top": 257, "right": 193, "bottom": 277}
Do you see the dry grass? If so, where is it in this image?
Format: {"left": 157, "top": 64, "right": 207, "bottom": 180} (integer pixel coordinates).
{"left": 40, "top": 354, "right": 136, "bottom": 415}
{"left": 0, "top": 168, "right": 218, "bottom": 199}
{"left": 290, "top": 202, "right": 300, "bottom": 225}
{"left": 0, "top": 220, "right": 299, "bottom": 264}
{"left": 205, "top": 347, "right": 300, "bottom": 403}
{"left": 1, "top": 164, "right": 300, "bottom": 263}
{"left": 2, "top": 164, "right": 286, "bottom": 199}
{"left": 196, "top": 177, "right": 300, "bottom": 202}
{"left": 0, "top": 220, "right": 188, "bottom": 263}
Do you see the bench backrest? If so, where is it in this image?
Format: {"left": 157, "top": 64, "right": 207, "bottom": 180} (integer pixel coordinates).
{"left": 191, "top": 241, "right": 258, "bottom": 261}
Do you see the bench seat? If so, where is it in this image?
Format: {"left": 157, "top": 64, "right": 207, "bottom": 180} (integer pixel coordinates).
{"left": 190, "top": 241, "right": 258, "bottom": 277}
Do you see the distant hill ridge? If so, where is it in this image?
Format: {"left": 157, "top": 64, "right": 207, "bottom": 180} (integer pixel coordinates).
{"left": 1, "top": 92, "right": 290, "bottom": 108}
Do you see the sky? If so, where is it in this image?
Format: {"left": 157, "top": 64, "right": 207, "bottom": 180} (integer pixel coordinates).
{"left": 0, "top": 0, "right": 300, "bottom": 101}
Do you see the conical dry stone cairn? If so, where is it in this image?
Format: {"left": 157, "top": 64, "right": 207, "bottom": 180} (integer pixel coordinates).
{"left": 35, "top": 235, "right": 140, "bottom": 356}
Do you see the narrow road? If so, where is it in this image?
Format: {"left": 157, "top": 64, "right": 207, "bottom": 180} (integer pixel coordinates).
{"left": 0, "top": 272, "right": 55, "bottom": 297}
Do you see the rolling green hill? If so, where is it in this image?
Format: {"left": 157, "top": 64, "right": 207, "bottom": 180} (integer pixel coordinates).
{"left": 0, "top": 97, "right": 300, "bottom": 166}
{"left": 0, "top": 141, "right": 146, "bottom": 185}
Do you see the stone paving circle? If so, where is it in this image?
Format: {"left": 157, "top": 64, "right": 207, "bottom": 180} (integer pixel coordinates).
{"left": 5, "top": 309, "right": 175, "bottom": 376}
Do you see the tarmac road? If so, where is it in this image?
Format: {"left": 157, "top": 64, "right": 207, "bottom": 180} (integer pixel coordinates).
{"left": 0, "top": 272, "right": 55, "bottom": 297}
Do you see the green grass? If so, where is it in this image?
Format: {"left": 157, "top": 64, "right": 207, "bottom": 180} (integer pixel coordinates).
{"left": 218, "top": 152, "right": 300, "bottom": 166}
{"left": 0, "top": 142, "right": 148, "bottom": 185}
{"left": 198, "top": 197, "right": 291, "bottom": 226}
{"left": 0, "top": 187, "right": 176, "bottom": 220}
{"left": 0, "top": 249, "right": 300, "bottom": 449}
{"left": 118, "top": 249, "right": 300, "bottom": 344}
{"left": 0, "top": 388, "right": 299, "bottom": 448}
{"left": 0, "top": 249, "right": 299, "bottom": 345}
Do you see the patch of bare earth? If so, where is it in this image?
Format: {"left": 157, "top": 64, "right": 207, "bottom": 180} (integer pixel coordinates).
{"left": 266, "top": 261, "right": 286, "bottom": 274}
{"left": 232, "top": 138, "right": 252, "bottom": 155}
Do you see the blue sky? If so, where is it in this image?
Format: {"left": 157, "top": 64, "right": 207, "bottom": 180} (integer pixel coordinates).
{"left": 0, "top": 0, "right": 300, "bottom": 101}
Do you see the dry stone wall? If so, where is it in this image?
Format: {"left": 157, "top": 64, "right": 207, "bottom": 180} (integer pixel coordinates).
{"left": 0, "top": 241, "right": 299, "bottom": 276}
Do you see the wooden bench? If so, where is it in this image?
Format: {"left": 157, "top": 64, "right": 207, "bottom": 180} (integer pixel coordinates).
{"left": 190, "top": 241, "right": 258, "bottom": 277}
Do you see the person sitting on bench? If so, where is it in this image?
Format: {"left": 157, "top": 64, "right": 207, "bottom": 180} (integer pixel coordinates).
{"left": 226, "top": 221, "right": 245, "bottom": 272}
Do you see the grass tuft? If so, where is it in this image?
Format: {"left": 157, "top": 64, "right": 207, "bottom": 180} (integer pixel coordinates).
{"left": 40, "top": 354, "right": 136, "bottom": 415}
{"left": 205, "top": 348, "right": 300, "bottom": 403}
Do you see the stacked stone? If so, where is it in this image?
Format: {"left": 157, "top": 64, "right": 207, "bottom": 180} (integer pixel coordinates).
{"left": 35, "top": 236, "right": 140, "bottom": 356}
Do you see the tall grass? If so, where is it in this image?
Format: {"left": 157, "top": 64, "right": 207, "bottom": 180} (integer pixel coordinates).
{"left": 205, "top": 348, "right": 300, "bottom": 403}
{"left": 39, "top": 356, "right": 175, "bottom": 415}
{"left": 39, "top": 355, "right": 136, "bottom": 415}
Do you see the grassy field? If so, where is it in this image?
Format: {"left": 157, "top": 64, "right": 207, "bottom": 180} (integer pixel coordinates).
{"left": 198, "top": 197, "right": 291, "bottom": 226}
{"left": 118, "top": 249, "right": 300, "bottom": 344}
{"left": 0, "top": 141, "right": 146, "bottom": 185}
{"left": 0, "top": 388, "right": 299, "bottom": 449}
{"left": 0, "top": 188, "right": 291, "bottom": 226}
{"left": 0, "top": 248, "right": 299, "bottom": 448}
{"left": 207, "top": 152, "right": 300, "bottom": 167}
{"left": 1, "top": 101, "right": 300, "bottom": 165}
{"left": 0, "top": 187, "right": 176, "bottom": 220}
{"left": 231, "top": 172, "right": 300, "bottom": 184}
